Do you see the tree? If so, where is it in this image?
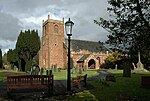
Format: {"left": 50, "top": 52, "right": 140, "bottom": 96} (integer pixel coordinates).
{"left": 94, "top": 0, "right": 149, "bottom": 50}
{"left": 0, "top": 49, "right": 2, "bottom": 68}
{"left": 2, "top": 53, "right": 8, "bottom": 65}
{"left": 7, "top": 49, "right": 18, "bottom": 69}
{"left": 16, "top": 30, "right": 40, "bottom": 71}
{"left": 105, "top": 51, "right": 122, "bottom": 63}
{"left": 104, "top": 50, "right": 127, "bottom": 69}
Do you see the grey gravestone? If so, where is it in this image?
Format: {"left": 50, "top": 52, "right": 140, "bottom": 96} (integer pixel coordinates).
{"left": 54, "top": 64, "right": 57, "bottom": 72}
{"left": 134, "top": 51, "right": 148, "bottom": 72}
{"left": 132, "top": 62, "right": 136, "bottom": 70}
{"left": 136, "top": 51, "right": 144, "bottom": 70}
{"left": 40, "top": 68, "right": 44, "bottom": 75}
{"left": 35, "top": 66, "right": 40, "bottom": 75}
{"left": 31, "top": 66, "right": 36, "bottom": 75}
{"left": 123, "top": 60, "right": 131, "bottom": 77}
{"left": 115, "top": 64, "right": 118, "bottom": 70}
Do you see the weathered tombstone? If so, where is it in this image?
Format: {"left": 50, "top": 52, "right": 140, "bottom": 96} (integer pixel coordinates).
{"left": 75, "top": 66, "right": 78, "bottom": 73}
{"left": 14, "top": 66, "right": 18, "bottom": 72}
{"left": 132, "top": 62, "right": 136, "bottom": 70}
{"left": 79, "top": 67, "right": 83, "bottom": 74}
{"left": 40, "top": 68, "right": 44, "bottom": 75}
{"left": 49, "top": 70, "right": 52, "bottom": 75}
{"left": 123, "top": 60, "right": 131, "bottom": 77}
{"left": 35, "top": 66, "right": 40, "bottom": 75}
{"left": 115, "top": 64, "right": 118, "bottom": 70}
{"left": 136, "top": 51, "right": 144, "bottom": 70}
{"left": 31, "top": 66, "right": 36, "bottom": 75}
{"left": 46, "top": 70, "right": 49, "bottom": 75}
{"left": 71, "top": 67, "right": 75, "bottom": 74}
{"left": 54, "top": 64, "right": 57, "bottom": 72}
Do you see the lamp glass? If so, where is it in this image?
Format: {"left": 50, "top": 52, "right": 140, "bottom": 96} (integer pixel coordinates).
{"left": 65, "top": 18, "right": 74, "bottom": 36}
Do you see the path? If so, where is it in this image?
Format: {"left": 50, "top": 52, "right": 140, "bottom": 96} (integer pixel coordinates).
{"left": 0, "top": 71, "right": 92, "bottom": 101}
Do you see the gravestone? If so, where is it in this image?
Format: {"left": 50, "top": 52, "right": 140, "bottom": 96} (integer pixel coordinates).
{"left": 115, "top": 64, "right": 118, "bottom": 70}
{"left": 134, "top": 51, "right": 148, "bottom": 72}
{"left": 123, "top": 60, "right": 131, "bottom": 77}
{"left": 40, "top": 68, "right": 44, "bottom": 75}
{"left": 136, "top": 51, "right": 144, "bottom": 70}
{"left": 79, "top": 67, "right": 83, "bottom": 74}
{"left": 31, "top": 66, "right": 36, "bottom": 75}
{"left": 54, "top": 64, "right": 57, "bottom": 72}
{"left": 35, "top": 66, "right": 40, "bottom": 75}
{"left": 132, "top": 62, "right": 136, "bottom": 70}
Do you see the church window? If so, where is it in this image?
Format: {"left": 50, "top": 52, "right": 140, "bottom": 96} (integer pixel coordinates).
{"left": 54, "top": 25, "right": 58, "bottom": 33}
{"left": 42, "top": 37, "right": 45, "bottom": 46}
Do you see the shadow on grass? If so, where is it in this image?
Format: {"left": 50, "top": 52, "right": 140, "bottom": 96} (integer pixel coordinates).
{"left": 87, "top": 72, "right": 150, "bottom": 101}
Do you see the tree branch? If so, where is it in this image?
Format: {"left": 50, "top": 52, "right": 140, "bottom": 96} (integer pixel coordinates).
{"left": 136, "top": 0, "right": 150, "bottom": 31}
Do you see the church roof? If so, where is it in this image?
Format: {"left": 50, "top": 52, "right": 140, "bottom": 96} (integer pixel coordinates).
{"left": 65, "top": 39, "right": 112, "bottom": 54}
{"left": 78, "top": 54, "right": 90, "bottom": 62}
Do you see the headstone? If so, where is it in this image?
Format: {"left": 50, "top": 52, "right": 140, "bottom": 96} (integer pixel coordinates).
{"left": 49, "top": 70, "right": 52, "bottom": 75}
{"left": 35, "top": 66, "right": 40, "bottom": 75}
{"left": 54, "top": 64, "right": 57, "bottom": 72}
{"left": 46, "top": 70, "right": 49, "bottom": 75}
{"left": 123, "top": 60, "right": 131, "bottom": 77}
{"left": 115, "top": 64, "right": 118, "bottom": 70}
{"left": 71, "top": 67, "right": 75, "bottom": 74}
{"left": 136, "top": 51, "right": 144, "bottom": 70}
{"left": 79, "top": 67, "right": 83, "bottom": 74}
{"left": 31, "top": 66, "right": 36, "bottom": 75}
{"left": 132, "top": 62, "right": 136, "bottom": 70}
{"left": 40, "top": 68, "right": 44, "bottom": 75}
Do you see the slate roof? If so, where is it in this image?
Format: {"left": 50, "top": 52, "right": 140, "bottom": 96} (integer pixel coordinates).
{"left": 65, "top": 39, "right": 112, "bottom": 54}
{"left": 78, "top": 54, "right": 90, "bottom": 62}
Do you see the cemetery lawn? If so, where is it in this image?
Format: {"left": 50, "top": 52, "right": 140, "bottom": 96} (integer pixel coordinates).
{"left": 0, "top": 69, "right": 150, "bottom": 101}
{"left": 0, "top": 70, "right": 5, "bottom": 81}
{"left": 69, "top": 70, "right": 150, "bottom": 101}
{"left": 53, "top": 69, "right": 99, "bottom": 80}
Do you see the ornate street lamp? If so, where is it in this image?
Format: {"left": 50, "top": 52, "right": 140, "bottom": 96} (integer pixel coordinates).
{"left": 65, "top": 18, "right": 74, "bottom": 94}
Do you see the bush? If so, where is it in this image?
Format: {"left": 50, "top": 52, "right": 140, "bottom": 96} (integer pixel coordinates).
{"left": 100, "top": 62, "right": 115, "bottom": 69}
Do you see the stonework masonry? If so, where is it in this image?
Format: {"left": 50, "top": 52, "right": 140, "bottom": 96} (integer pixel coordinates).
{"left": 39, "top": 15, "right": 112, "bottom": 69}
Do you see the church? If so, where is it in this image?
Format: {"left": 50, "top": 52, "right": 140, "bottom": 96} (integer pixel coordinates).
{"left": 39, "top": 15, "right": 112, "bottom": 69}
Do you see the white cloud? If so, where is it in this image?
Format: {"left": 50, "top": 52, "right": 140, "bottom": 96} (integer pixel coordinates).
{"left": 0, "top": 0, "right": 110, "bottom": 53}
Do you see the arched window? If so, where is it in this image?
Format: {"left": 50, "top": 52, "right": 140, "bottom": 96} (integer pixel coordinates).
{"left": 54, "top": 25, "right": 58, "bottom": 33}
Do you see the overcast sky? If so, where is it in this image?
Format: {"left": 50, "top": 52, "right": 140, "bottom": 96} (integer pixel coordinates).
{"left": 0, "top": 0, "right": 110, "bottom": 54}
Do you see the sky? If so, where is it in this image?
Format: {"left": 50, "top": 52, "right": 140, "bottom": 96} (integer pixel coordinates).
{"left": 0, "top": 0, "right": 110, "bottom": 55}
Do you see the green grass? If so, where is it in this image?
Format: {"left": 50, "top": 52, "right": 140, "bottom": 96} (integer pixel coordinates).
{"left": 69, "top": 71, "right": 150, "bottom": 101}
{"left": 1, "top": 69, "right": 150, "bottom": 101}
{"left": 0, "top": 69, "right": 99, "bottom": 81}
{"left": 0, "top": 69, "right": 26, "bottom": 82}
{"left": 0, "top": 70, "right": 5, "bottom": 81}
{"left": 52, "top": 70, "right": 99, "bottom": 80}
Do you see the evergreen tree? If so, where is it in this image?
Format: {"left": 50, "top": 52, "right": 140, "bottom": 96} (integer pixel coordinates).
{"left": 0, "top": 49, "right": 2, "bottom": 68}
{"left": 2, "top": 53, "right": 8, "bottom": 66}
{"left": 7, "top": 49, "right": 18, "bottom": 69}
{"left": 16, "top": 30, "right": 40, "bottom": 71}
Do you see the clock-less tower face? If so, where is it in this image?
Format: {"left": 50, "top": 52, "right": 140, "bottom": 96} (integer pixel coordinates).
{"left": 39, "top": 16, "right": 65, "bottom": 68}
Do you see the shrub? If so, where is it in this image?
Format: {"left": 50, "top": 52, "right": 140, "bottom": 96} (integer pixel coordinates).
{"left": 100, "top": 62, "right": 115, "bottom": 69}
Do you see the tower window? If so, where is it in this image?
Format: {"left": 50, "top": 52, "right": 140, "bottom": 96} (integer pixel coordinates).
{"left": 54, "top": 25, "right": 58, "bottom": 33}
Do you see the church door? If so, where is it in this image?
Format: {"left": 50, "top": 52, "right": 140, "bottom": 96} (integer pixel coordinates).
{"left": 88, "top": 59, "right": 96, "bottom": 69}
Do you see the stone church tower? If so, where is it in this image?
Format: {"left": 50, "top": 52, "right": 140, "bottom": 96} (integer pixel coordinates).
{"left": 39, "top": 15, "right": 65, "bottom": 68}
{"left": 39, "top": 15, "right": 112, "bottom": 69}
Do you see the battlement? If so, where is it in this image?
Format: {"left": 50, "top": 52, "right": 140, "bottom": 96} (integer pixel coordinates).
{"left": 42, "top": 15, "right": 64, "bottom": 26}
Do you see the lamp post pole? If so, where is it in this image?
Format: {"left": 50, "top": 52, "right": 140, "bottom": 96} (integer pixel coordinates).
{"left": 67, "top": 35, "right": 71, "bottom": 93}
{"left": 65, "top": 18, "right": 74, "bottom": 94}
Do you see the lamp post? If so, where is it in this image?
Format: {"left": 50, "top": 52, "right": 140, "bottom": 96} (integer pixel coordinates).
{"left": 65, "top": 18, "right": 74, "bottom": 94}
